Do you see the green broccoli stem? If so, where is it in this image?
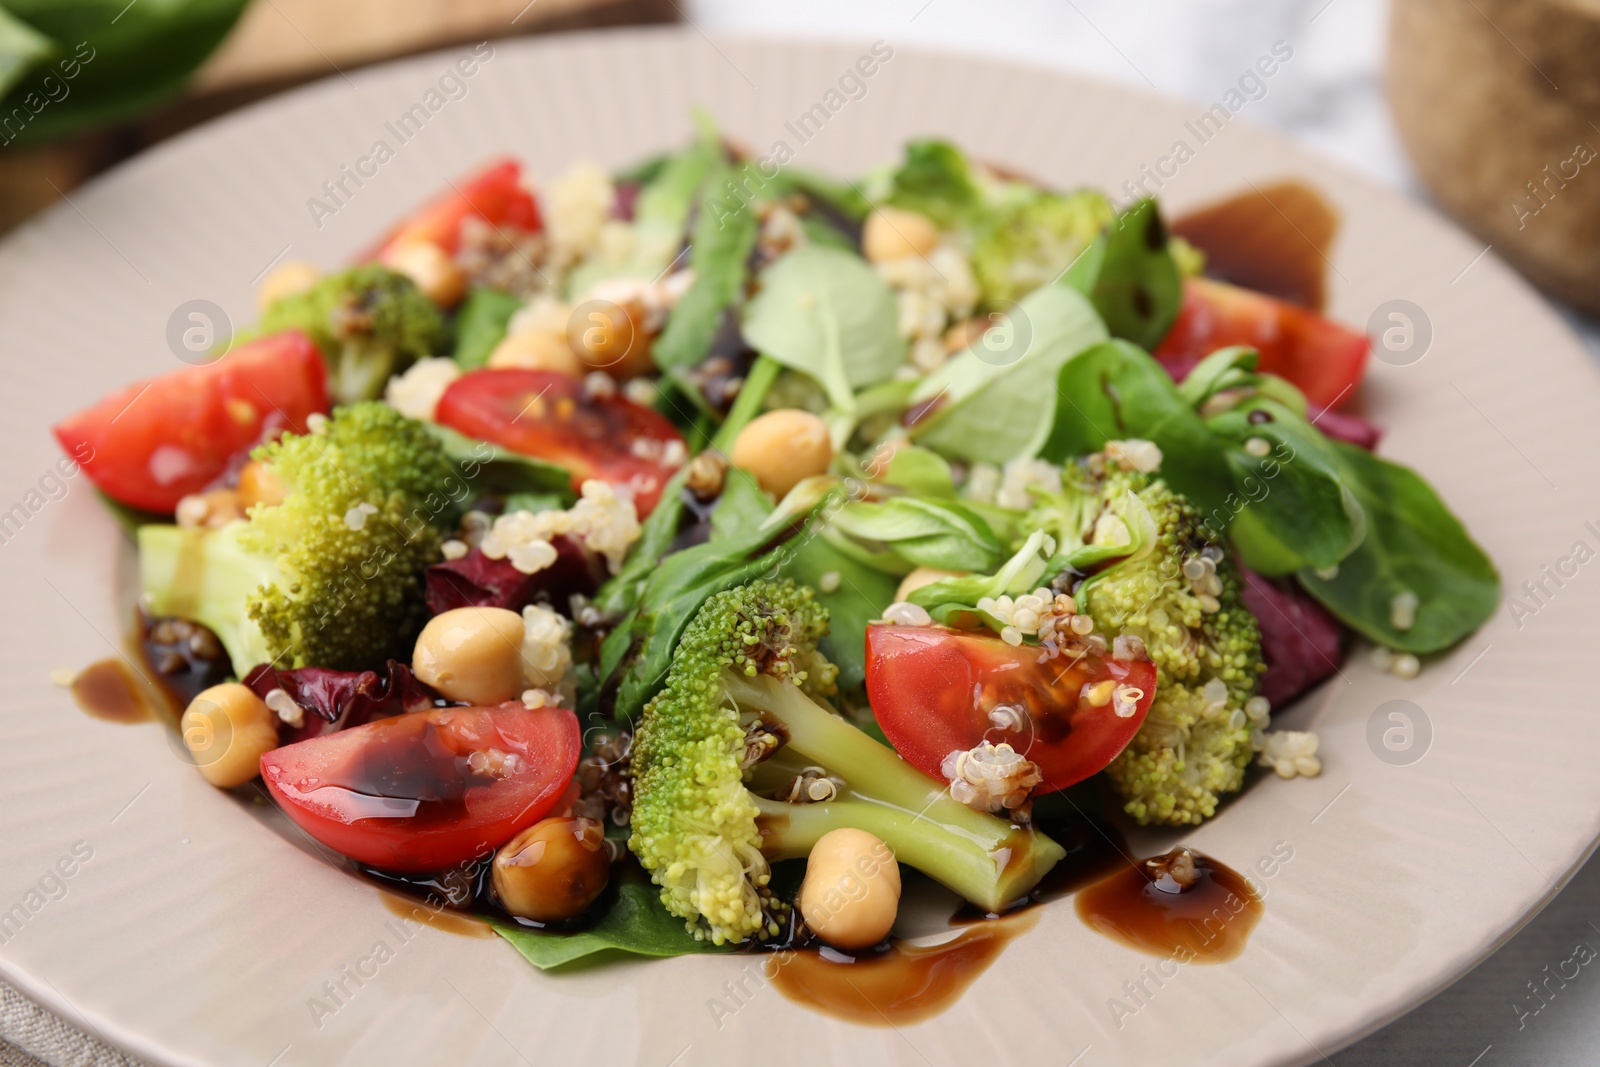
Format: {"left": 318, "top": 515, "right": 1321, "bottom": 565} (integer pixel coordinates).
{"left": 723, "top": 672, "right": 1066, "bottom": 912}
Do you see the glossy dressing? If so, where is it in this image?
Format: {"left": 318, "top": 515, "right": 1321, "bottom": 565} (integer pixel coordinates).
{"left": 1075, "top": 848, "right": 1262, "bottom": 963}
{"left": 1171, "top": 179, "right": 1337, "bottom": 312}
{"left": 766, "top": 909, "right": 1040, "bottom": 1026}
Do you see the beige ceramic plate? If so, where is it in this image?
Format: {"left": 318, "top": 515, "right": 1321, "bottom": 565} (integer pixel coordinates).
{"left": 0, "top": 28, "right": 1594, "bottom": 1067}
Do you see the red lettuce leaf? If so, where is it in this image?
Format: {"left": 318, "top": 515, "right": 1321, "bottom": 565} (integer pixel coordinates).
{"left": 1239, "top": 564, "right": 1347, "bottom": 710}
{"left": 1308, "top": 404, "right": 1381, "bottom": 451}
{"left": 425, "top": 538, "right": 603, "bottom": 617}
{"left": 242, "top": 660, "right": 440, "bottom": 745}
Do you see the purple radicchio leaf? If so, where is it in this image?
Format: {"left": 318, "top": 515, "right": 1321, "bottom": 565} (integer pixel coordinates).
{"left": 1238, "top": 563, "right": 1347, "bottom": 711}
{"left": 424, "top": 537, "right": 603, "bottom": 617}
{"left": 243, "top": 660, "right": 442, "bottom": 745}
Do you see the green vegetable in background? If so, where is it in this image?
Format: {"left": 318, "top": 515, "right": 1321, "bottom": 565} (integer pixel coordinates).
{"left": 1060, "top": 199, "right": 1183, "bottom": 351}
{"left": 450, "top": 287, "right": 523, "bottom": 370}
{"left": 0, "top": 0, "right": 252, "bottom": 145}
{"left": 651, "top": 161, "right": 759, "bottom": 373}
{"left": 972, "top": 188, "right": 1113, "bottom": 308}
{"left": 884, "top": 138, "right": 982, "bottom": 226}
{"left": 1298, "top": 441, "right": 1499, "bottom": 654}
{"left": 740, "top": 244, "right": 906, "bottom": 413}
{"left": 909, "top": 283, "right": 1108, "bottom": 464}
{"left": 248, "top": 264, "right": 447, "bottom": 405}
{"left": 565, "top": 130, "right": 720, "bottom": 298}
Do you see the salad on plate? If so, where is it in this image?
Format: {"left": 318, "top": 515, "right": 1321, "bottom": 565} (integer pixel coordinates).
{"left": 52, "top": 117, "right": 1499, "bottom": 1014}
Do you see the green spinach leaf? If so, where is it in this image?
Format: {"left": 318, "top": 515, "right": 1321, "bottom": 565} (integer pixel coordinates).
{"left": 652, "top": 163, "right": 760, "bottom": 372}
{"left": 885, "top": 139, "right": 982, "bottom": 226}
{"left": 593, "top": 465, "right": 692, "bottom": 617}
{"left": 1203, "top": 397, "right": 1363, "bottom": 575}
{"left": 492, "top": 863, "right": 728, "bottom": 970}
{"left": 424, "top": 423, "right": 574, "bottom": 505}
{"left": 830, "top": 497, "right": 1001, "bottom": 573}
{"left": 451, "top": 287, "right": 523, "bottom": 370}
{"left": 1298, "top": 441, "right": 1498, "bottom": 653}
{"left": 1062, "top": 199, "right": 1181, "bottom": 350}
{"left": 908, "top": 284, "right": 1108, "bottom": 464}
{"left": 740, "top": 245, "right": 905, "bottom": 410}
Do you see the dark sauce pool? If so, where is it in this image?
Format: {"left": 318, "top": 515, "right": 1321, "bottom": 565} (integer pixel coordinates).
{"left": 1171, "top": 179, "right": 1338, "bottom": 312}
{"left": 1075, "top": 847, "right": 1262, "bottom": 963}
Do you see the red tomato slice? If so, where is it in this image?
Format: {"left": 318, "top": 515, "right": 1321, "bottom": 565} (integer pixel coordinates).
{"left": 865, "top": 625, "right": 1157, "bottom": 794}
{"left": 261, "top": 703, "right": 580, "bottom": 872}
{"left": 364, "top": 158, "right": 540, "bottom": 260}
{"left": 435, "top": 369, "right": 686, "bottom": 516}
{"left": 1153, "top": 277, "right": 1370, "bottom": 410}
{"left": 52, "top": 331, "right": 329, "bottom": 513}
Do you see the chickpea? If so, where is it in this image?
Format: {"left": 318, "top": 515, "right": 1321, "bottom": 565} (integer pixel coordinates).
{"left": 235, "top": 460, "right": 286, "bottom": 511}
{"left": 798, "top": 828, "right": 901, "bottom": 950}
{"left": 256, "top": 259, "right": 321, "bottom": 311}
{"left": 486, "top": 330, "right": 585, "bottom": 376}
{"left": 182, "top": 683, "right": 280, "bottom": 788}
{"left": 412, "top": 606, "right": 526, "bottom": 705}
{"left": 895, "top": 566, "right": 965, "bottom": 603}
{"left": 568, "top": 298, "right": 655, "bottom": 380}
{"left": 492, "top": 816, "right": 610, "bottom": 922}
{"left": 382, "top": 239, "right": 467, "bottom": 308}
{"left": 862, "top": 207, "right": 940, "bottom": 264}
{"left": 729, "top": 409, "right": 833, "bottom": 498}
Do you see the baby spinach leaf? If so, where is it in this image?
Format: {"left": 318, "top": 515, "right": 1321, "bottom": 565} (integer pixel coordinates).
{"left": 1040, "top": 339, "right": 1229, "bottom": 519}
{"left": 879, "top": 446, "right": 957, "bottom": 497}
{"left": 451, "top": 287, "right": 523, "bottom": 370}
{"left": 1203, "top": 397, "right": 1363, "bottom": 575}
{"left": 652, "top": 163, "right": 760, "bottom": 372}
{"left": 709, "top": 468, "right": 773, "bottom": 542}
{"left": 594, "top": 465, "right": 693, "bottom": 617}
{"left": 831, "top": 497, "right": 1002, "bottom": 573}
{"left": 1062, "top": 199, "right": 1181, "bottom": 351}
{"left": 1298, "top": 441, "right": 1498, "bottom": 654}
{"left": 885, "top": 139, "right": 981, "bottom": 225}
{"left": 424, "top": 423, "right": 574, "bottom": 504}
{"left": 492, "top": 864, "right": 729, "bottom": 970}
{"left": 908, "top": 284, "right": 1108, "bottom": 464}
{"left": 740, "top": 245, "right": 905, "bottom": 410}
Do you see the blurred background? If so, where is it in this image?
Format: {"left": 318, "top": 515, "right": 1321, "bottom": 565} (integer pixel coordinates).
{"left": 1, "top": 0, "right": 1596, "bottom": 1063}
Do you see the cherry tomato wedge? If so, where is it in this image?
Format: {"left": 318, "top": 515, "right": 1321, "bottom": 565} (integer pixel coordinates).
{"left": 261, "top": 703, "right": 580, "bottom": 872}
{"left": 364, "top": 158, "right": 540, "bottom": 260}
{"left": 52, "top": 330, "right": 329, "bottom": 513}
{"left": 435, "top": 369, "right": 686, "bottom": 516}
{"left": 1153, "top": 277, "right": 1370, "bottom": 410}
{"left": 865, "top": 625, "right": 1157, "bottom": 794}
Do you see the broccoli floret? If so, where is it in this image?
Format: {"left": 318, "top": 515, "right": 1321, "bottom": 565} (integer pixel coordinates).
{"left": 1076, "top": 469, "right": 1265, "bottom": 826}
{"left": 138, "top": 402, "right": 460, "bottom": 676}
{"left": 972, "top": 190, "right": 1112, "bottom": 307}
{"left": 629, "top": 579, "right": 1065, "bottom": 945}
{"left": 253, "top": 265, "right": 447, "bottom": 404}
